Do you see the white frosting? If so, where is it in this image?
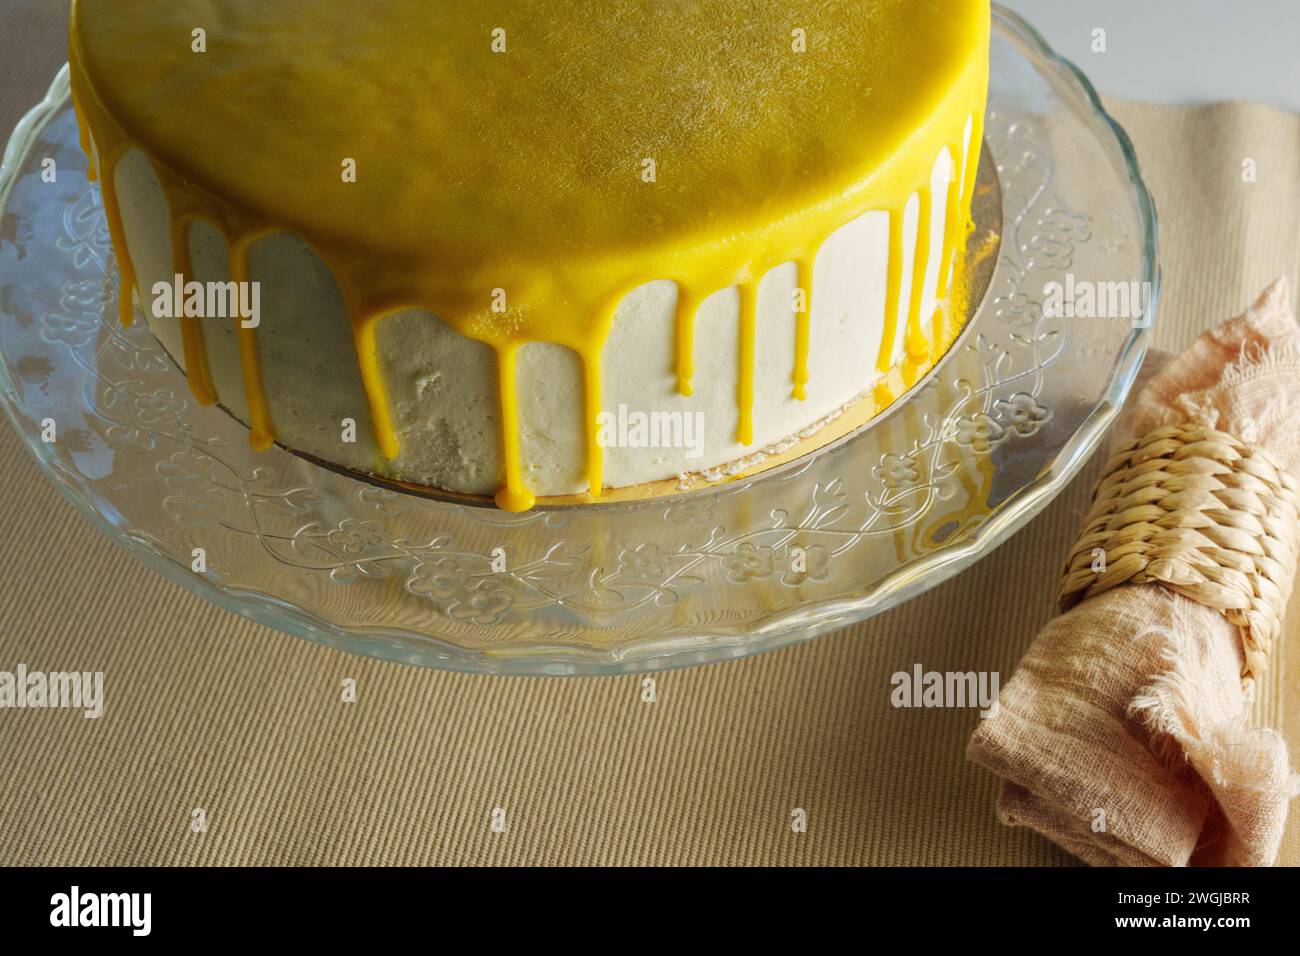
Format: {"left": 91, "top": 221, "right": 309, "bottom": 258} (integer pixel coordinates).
{"left": 109, "top": 134, "right": 963, "bottom": 497}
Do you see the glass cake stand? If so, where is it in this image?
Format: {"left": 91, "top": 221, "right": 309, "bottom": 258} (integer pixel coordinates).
{"left": 0, "top": 7, "right": 1156, "bottom": 675}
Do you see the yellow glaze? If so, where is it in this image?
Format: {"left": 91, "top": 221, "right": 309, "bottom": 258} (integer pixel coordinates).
{"left": 69, "top": 0, "right": 989, "bottom": 510}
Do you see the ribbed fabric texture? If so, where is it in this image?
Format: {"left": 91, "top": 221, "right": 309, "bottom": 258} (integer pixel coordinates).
{"left": 1, "top": 1, "right": 1298, "bottom": 864}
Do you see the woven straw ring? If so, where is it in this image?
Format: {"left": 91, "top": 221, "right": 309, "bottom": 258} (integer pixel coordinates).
{"left": 1059, "top": 422, "right": 1300, "bottom": 681}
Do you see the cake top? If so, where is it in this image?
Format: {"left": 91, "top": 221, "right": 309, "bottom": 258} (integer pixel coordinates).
{"left": 71, "top": 0, "right": 987, "bottom": 314}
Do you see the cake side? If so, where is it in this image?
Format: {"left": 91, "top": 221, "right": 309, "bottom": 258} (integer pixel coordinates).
{"left": 69, "top": 0, "right": 991, "bottom": 509}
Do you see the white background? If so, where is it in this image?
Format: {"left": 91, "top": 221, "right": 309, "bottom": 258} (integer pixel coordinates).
{"left": 1000, "top": 0, "right": 1300, "bottom": 113}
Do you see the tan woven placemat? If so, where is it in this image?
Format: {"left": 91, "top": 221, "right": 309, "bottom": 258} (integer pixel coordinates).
{"left": 2, "top": 0, "right": 1298, "bottom": 865}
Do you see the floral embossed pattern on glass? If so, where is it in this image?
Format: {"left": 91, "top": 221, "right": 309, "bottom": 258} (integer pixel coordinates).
{"left": 0, "top": 8, "right": 1155, "bottom": 674}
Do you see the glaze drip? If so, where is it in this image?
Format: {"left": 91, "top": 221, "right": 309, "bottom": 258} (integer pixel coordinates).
{"left": 792, "top": 256, "right": 814, "bottom": 401}
{"left": 494, "top": 345, "right": 534, "bottom": 512}
{"left": 169, "top": 217, "right": 216, "bottom": 406}
{"left": 877, "top": 207, "right": 907, "bottom": 374}
{"left": 674, "top": 289, "right": 699, "bottom": 397}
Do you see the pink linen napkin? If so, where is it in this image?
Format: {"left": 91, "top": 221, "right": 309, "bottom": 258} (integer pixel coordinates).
{"left": 969, "top": 279, "right": 1300, "bottom": 866}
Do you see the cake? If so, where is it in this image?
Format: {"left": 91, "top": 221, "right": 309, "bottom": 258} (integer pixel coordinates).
{"left": 68, "top": 0, "right": 990, "bottom": 511}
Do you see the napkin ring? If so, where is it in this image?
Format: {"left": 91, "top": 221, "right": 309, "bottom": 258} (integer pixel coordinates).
{"left": 1059, "top": 422, "right": 1300, "bottom": 679}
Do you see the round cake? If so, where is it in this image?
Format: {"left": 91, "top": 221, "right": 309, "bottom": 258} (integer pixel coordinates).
{"left": 68, "top": 0, "right": 990, "bottom": 510}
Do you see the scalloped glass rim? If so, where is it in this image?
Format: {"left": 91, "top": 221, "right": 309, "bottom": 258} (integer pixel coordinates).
{"left": 0, "top": 5, "right": 1157, "bottom": 675}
